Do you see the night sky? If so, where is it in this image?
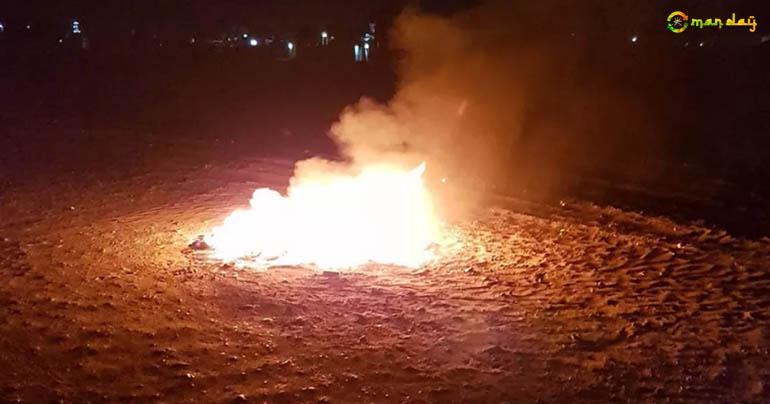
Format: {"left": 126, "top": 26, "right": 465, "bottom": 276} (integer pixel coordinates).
{"left": 2, "top": 1, "right": 767, "bottom": 38}
{"left": 0, "top": 1, "right": 413, "bottom": 36}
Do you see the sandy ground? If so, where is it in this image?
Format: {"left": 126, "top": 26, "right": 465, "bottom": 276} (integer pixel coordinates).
{"left": 1, "top": 144, "right": 770, "bottom": 403}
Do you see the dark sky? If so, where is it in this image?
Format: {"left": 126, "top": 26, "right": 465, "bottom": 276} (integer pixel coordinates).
{"left": 1, "top": 1, "right": 766, "bottom": 37}
{"left": 0, "top": 1, "right": 366, "bottom": 38}
{"left": 0, "top": 0, "right": 481, "bottom": 24}
{"left": 0, "top": 1, "right": 421, "bottom": 35}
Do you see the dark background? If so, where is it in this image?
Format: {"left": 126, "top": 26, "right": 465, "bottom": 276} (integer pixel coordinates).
{"left": 1, "top": 0, "right": 769, "bottom": 235}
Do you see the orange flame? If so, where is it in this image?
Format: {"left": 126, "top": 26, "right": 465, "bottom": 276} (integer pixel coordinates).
{"left": 207, "top": 162, "right": 442, "bottom": 269}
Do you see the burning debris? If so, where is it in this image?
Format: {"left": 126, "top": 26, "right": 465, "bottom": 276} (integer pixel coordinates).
{"left": 205, "top": 162, "right": 445, "bottom": 269}
{"left": 189, "top": 235, "right": 211, "bottom": 251}
{"left": 199, "top": 1, "right": 666, "bottom": 270}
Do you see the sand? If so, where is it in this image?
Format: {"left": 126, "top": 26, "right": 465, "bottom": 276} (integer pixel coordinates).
{"left": 1, "top": 152, "right": 768, "bottom": 403}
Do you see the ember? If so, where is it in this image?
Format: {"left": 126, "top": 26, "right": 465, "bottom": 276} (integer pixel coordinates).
{"left": 189, "top": 235, "right": 211, "bottom": 250}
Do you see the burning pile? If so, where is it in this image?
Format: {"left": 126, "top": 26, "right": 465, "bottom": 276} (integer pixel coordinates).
{"left": 205, "top": 3, "right": 546, "bottom": 268}
{"left": 206, "top": 162, "right": 442, "bottom": 269}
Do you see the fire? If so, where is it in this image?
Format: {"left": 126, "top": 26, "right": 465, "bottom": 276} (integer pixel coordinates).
{"left": 206, "top": 162, "right": 442, "bottom": 269}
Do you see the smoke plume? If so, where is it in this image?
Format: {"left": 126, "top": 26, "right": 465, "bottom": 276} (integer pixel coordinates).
{"left": 299, "top": 0, "right": 665, "bottom": 216}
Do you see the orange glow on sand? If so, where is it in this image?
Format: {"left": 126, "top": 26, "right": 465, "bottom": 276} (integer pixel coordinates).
{"left": 207, "top": 162, "right": 443, "bottom": 269}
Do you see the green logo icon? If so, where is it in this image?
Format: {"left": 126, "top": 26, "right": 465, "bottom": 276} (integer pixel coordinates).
{"left": 667, "top": 11, "right": 689, "bottom": 33}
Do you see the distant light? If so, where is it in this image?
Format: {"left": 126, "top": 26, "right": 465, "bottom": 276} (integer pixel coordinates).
{"left": 26, "top": 24, "right": 31, "bottom": 30}
{"left": 631, "top": 35, "right": 638, "bottom": 43}
{"left": 58, "top": 38, "right": 63, "bottom": 43}
{"left": 242, "top": 34, "right": 248, "bottom": 39}
{"left": 72, "top": 20, "right": 81, "bottom": 34}
{"left": 354, "top": 44, "right": 361, "bottom": 61}
{"left": 190, "top": 37, "right": 196, "bottom": 44}
{"left": 287, "top": 41, "right": 294, "bottom": 51}
{"left": 441, "top": 178, "right": 447, "bottom": 184}
{"left": 249, "top": 38, "right": 258, "bottom": 47}
{"left": 362, "top": 42, "right": 370, "bottom": 61}
{"left": 321, "top": 31, "right": 328, "bottom": 39}
{"left": 699, "top": 41, "right": 704, "bottom": 47}
{"left": 0, "top": 23, "right": 4, "bottom": 33}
